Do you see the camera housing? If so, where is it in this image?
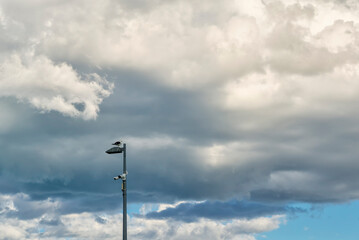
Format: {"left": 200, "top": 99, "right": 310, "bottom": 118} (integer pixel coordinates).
{"left": 114, "top": 173, "right": 127, "bottom": 180}
{"left": 119, "top": 173, "right": 127, "bottom": 180}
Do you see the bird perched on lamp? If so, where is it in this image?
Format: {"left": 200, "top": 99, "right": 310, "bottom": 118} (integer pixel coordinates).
{"left": 112, "top": 140, "right": 122, "bottom": 146}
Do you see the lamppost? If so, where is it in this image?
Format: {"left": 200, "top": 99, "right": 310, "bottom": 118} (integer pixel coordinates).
{"left": 106, "top": 141, "right": 127, "bottom": 240}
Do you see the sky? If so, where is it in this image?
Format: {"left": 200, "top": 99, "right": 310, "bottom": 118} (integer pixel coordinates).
{"left": 1, "top": 0, "right": 359, "bottom": 239}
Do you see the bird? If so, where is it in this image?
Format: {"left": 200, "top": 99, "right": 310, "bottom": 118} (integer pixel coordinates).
{"left": 112, "top": 141, "right": 122, "bottom": 146}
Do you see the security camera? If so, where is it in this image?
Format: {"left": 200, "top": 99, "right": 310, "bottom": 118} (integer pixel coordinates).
{"left": 114, "top": 173, "right": 127, "bottom": 180}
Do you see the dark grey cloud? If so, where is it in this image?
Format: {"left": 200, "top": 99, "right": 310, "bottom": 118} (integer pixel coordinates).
{"left": 144, "top": 200, "right": 304, "bottom": 222}
{"left": 2, "top": 77, "right": 359, "bottom": 217}
{"left": 95, "top": 215, "right": 107, "bottom": 224}
{"left": 39, "top": 217, "right": 63, "bottom": 226}
{"left": 2, "top": 78, "right": 359, "bottom": 214}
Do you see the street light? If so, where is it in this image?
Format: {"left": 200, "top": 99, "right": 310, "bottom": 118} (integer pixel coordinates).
{"left": 106, "top": 141, "right": 127, "bottom": 240}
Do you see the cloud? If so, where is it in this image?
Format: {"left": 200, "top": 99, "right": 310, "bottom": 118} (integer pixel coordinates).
{"left": 33, "top": 0, "right": 265, "bottom": 88}
{"left": 0, "top": 54, "right": 113, "bottom": 120}
{"left": 0, "top": 193, "right": 285, "bottom": 240}
{"left": 2, "top": 0, "right": 359, "bottom": 234}
{"left": 130, "top": 215, "right": 284, "bottom": 240}
{"left": 144, "top": 200, "right": 303, "bottom": 222}
{"left": 0, "top": 194, "right": 285, "bottom": 240}
{"left": 0, "top": 193, "right": 59, "bottom": 220}
{"left": 14, "top": 0, "right": 353, "bottom": 88}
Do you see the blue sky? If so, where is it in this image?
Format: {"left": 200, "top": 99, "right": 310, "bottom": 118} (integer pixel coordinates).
{"left": 265, "top": 201, "right": 359, "bottom": 240}
{"left": 1, "top": 0, "right": 359, "bottom": 239}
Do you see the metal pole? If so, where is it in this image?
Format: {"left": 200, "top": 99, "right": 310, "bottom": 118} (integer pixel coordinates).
{"left": 122, "top": 143, "right": 127, "bottom": 240}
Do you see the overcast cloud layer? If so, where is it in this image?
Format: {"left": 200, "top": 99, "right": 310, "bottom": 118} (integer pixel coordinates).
{"left": 1, "top": 0, "right": 359, "bottom": 239}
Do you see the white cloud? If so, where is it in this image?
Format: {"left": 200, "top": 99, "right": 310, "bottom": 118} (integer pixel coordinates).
{"left": 0, "top": 212, "right": 284, "bottom": 240}
{"left": 0, "top": 193, "right": 285, "bottom": 240}
{"left": 1, "top": 0, "right": 359, "bottom": 116}
{"left": 0, "top": 54, "right": 113, "bottom": 120}
{"left": 26, "top": 0, "right": 358, "bottom": 87}
{"left": 0, "top": 194, "right": 17, "bottom": 214}
{"left": 0, "top": 221, "right": 28, "bottom": 240}
{"left": 130, "top": 216, "right": 284, "bottom": 240}
{"left": 314, "top": 20, "right": 358, "bottom": 53}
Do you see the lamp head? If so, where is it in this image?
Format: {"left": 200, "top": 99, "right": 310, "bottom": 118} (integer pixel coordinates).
{"left": 106, "top": 146, "right": 123, "bottom": 154}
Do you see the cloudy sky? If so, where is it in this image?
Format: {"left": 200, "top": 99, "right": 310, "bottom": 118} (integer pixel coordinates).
{"left": 1, "top": 0, "right": 359, "bottom": 239}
